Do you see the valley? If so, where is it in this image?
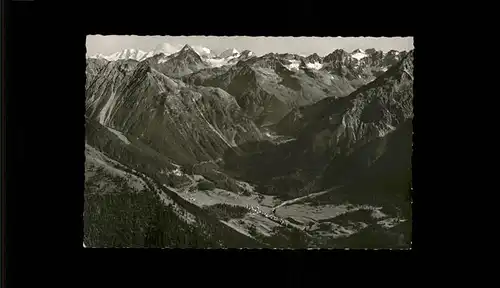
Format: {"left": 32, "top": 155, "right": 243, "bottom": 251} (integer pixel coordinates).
{"left": 84, "top": 39, "right": 414, "bottom": 249}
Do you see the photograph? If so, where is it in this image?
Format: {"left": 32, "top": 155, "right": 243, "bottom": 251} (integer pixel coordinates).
{"left": 84, "top": 35, "right": 414, "bottom": 249}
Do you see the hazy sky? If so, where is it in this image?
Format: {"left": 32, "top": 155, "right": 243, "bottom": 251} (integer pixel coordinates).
{"left": 86, "top": 35, "right": 414, "bottom": 57}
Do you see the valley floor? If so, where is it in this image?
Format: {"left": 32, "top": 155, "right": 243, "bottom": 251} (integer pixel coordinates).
{"left": 155, "top": 166, "right": 409, "bottom": 247}
{"left": 84, "top": 129, "right": 411, "bottom": 249}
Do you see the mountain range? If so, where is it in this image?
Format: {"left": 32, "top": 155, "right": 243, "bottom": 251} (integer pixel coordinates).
{"left": 84, "top": 42, "right": 414, "bottom": 249}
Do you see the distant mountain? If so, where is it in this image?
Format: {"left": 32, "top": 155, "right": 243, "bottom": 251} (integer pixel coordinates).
{"left": 88, "top": 43, "right": 214, "bottom": 62}
{"left": 152, "top": 43, "right": 183, "bottom": 56}
{"left": 89, "top": 48, "right": 152, "bottom": 62}
{"left": 350, "top": 49, "right": 369, "bottom": 60}
{"left": 184, "top": 57, "right": 345, "bottom": 126}
{"left": 153, "top": 45, "right": 212, "bottom": 77}
{"left": 223, "top": 50, "right": 414, "bottom": 200}
{"left": 183, "top": 49, "right": 395, "bottom": 126}
{"left": 305, "top": 53, "right": 322, "bottom": 64}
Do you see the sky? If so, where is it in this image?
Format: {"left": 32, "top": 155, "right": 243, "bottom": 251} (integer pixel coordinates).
{"left": 86, "top": 35, "right": 414, "bottom": 57}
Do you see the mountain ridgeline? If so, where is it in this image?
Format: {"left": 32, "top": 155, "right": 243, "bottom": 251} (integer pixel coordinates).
{"left": 85, "top": 45, "right": 414, "bottom": 248}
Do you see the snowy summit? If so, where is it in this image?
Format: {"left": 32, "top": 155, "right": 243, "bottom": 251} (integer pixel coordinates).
{"left": 90, "top": 48, "right": 152, "bottom": 62}
{"left": 351, "top": 49, "right": 368, "bottom": 61}
{"left": 88, "top": 42, "right": 214, "bottom": 61}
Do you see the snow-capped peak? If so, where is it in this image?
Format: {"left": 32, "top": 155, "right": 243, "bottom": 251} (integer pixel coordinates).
{"left": 305, "top": 61, "right": 323, "bottom": 70}
{"left": 351, "top": 49, "right": 368, "bottom": 61}
{"left": 88, "top": 43, "right": 231, "bottom": 64}
{"left": 88, "top": 53, "right": 106, "bottom": 59}
{"left": 180, "top": 44, "right": 194, "bottom": 53}
{"left": 89, "top": 48, "right": 151, "bottom": 61}
{"left": 205, "top": 49, "right": 253, "bottom": 68}
{"left": 153, "top": 43, "right": 212, "bottom": 58}
{"left": 153, "top": 43, "right": 183, "bottom": 56}
{"left": 218, "top": 48, "right": 240, "bottom": 59}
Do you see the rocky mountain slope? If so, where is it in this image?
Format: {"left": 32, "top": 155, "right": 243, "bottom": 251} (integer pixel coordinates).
{"left": 84, "top": 44, "right": 414, "bottom": 248}
{"left": 183, "top": 55, "right": 353, "bottom": 126}
{"left": 181, "top": 49, "right": 408, "bottom": 127}
{"left": 224, "top": 50, "right": 414, "bottom": 197}
{"left": 85, "top": 58, "right": 263, "bottom": 166}
{"left": 142, "top": 45, "right": 212, "bottom": 77}
{"left": 219, "top": 51, "right": 414, "bottom": 247}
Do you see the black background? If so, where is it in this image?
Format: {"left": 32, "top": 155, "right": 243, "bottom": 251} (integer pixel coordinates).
{"left": 3, "top": 1, "right": 438, "bottom": 285}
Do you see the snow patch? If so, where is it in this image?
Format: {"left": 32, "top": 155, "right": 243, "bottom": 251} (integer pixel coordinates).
{"left": 306, "top": 62, "right": 323, "bottom": 70}
{"left": 172, "top": 167, "right": 183, "bottom": 176}
{"left": 206, "top": 57, "right": 229, "bottom": 68}
{"left": 92, "top": 48, "right": 152, "bottom": 61}
{"left": 351, "top": 51, "right": 368, "bottom": 61}
{"left": 285, "top": 60, "right": 301, "bottom": 71}
{"left": 158, "top": 56, "right": 169, "bottom": 64}
{"left": 205, "top": 49, "right": 246, "bottom": 67}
